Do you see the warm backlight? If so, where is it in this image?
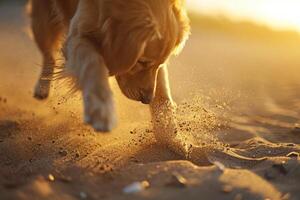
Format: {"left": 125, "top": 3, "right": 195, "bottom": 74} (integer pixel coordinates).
{"left": 187, "top": 0, "right": 300, "bottom": 32}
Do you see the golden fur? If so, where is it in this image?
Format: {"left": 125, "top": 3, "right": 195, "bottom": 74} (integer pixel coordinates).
{"left": 29, "top": 0, "right": 190, "bottom": 132}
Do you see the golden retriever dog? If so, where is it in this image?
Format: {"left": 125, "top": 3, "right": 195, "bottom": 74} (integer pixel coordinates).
{"left": 29, "top": 0, "right": 190, "bottom": 133}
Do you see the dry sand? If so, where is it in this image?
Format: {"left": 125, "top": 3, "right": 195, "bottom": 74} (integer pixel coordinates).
{"left": 0, "top": 2, "right": 300, "bottom": 200}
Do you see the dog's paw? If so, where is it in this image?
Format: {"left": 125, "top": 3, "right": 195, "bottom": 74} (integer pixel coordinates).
{"left": 83, "top": 92, "right": 117, "bottom": 132}
{"left": 33, "top": 80, "right": 51, "bottom": 100}
{"left": 151, "top": 100, "right": 178, "bottom": 142}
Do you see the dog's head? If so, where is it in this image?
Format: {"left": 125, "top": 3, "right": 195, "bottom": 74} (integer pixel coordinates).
{"left": 100, "top": 0, "right": 190, "bottom": 104}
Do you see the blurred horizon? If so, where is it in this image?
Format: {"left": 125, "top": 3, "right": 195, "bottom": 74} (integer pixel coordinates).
{"left": 1, "top": 0, "right": 300, "bottom": 34}
{"left": 187, "top": 0, "right": 300, "bottom": 33}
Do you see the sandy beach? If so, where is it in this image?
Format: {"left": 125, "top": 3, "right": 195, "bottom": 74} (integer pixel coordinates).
{"left": 0, "top": 1, "right": 300, "bottom": 200}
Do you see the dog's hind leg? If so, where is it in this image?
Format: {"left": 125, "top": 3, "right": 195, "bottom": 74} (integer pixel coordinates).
{"left": 30, "top": 0, "right": 64, "bottom": 99}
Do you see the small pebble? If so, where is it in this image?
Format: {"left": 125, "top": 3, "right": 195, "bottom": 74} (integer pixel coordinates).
{"left": 123, "top": 181, "right": 150, "bottom": 194}
{"left": 48, "top": 174, "right": 55, "bottom": 182}
{"left": 166, "top": 174, "right": 187, "bottom": 188}
{"left": 214, "top": 161, "right": 226, "bottom": 171}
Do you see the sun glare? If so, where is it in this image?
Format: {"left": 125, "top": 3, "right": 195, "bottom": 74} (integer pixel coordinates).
{"left": 187, "top": 0, "right": 300, "bottom": 32}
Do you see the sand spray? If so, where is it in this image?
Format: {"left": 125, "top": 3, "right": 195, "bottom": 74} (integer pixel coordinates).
{"left": 151, "top": 95, "right": 226, "bottom": 158}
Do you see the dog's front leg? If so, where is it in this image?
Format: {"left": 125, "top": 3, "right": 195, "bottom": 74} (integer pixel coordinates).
{"left": 150, "top": 66, "right": 188, "bottom": 155}
{"left": 66, "top": 37, "right": 117, "bottom": 132}
{"left": 150, "top": 66, "right": 178, "bottom": 144}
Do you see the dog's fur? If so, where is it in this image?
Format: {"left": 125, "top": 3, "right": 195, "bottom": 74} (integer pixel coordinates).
{"left": 29, "top": 0, "right": 190, "bottom": 132}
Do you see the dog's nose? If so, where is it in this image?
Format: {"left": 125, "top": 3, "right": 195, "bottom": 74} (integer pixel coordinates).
{"left": 140, "top": 93, "right": 153, "bottom": 104}
{"left": 140, "top": 96, "right": 152, "bottom": 104}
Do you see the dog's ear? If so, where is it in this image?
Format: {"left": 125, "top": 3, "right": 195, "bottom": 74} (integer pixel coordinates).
{"left": 100, "top": 1, "right": 161, "bottom": 75}
{"left": 170, "top": 0, "right": 190, "bottom": 55}
{"left": 170, "top": 0, "right": 183, "bottom": 7}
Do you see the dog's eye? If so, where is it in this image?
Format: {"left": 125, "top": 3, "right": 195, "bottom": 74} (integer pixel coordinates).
{"left": 137, "top": 58, "right": 153, "bottom": 68}
{"left": 138, "top": 60, "right": 151, "bottom": 65}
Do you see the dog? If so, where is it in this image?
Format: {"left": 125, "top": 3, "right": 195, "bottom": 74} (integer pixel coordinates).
{"left": 29, "top": 0, "right": 190, "bottom": 133}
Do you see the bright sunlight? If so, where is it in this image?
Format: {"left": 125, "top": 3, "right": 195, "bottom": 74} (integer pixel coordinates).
{"left": 187, "top": 0, "right": 300, "bottom": 32}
